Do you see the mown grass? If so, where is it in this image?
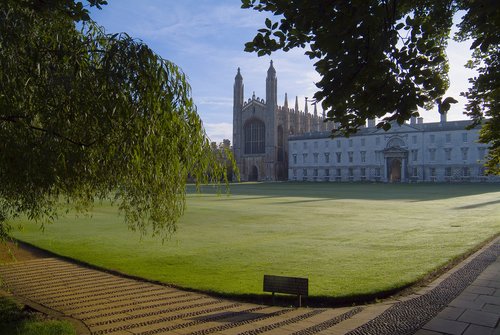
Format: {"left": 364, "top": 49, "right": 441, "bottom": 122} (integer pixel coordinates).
{"left": 10, "top": 183, "right": 500, "bottom": 303}
{"left": 0, "top": 296, "right": 75, "bottom": 335}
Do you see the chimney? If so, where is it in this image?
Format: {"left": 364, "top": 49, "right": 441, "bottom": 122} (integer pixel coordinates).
{"left": 417, "top": 117, "right": 423, "bottom": 124}
{"left": 440, "top": 112, "right": 447, "bottom": 124}
{"left": 367, "top": 118, "right": 376, "bottom": 127}
{"left": 410, "top": 116, "right": 417, "bottom": 125}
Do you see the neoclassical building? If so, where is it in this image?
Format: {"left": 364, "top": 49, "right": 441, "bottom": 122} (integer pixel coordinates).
{"left": 233, "top": 63, "right": 498, "bottom": 183}
{"left": 289, "top": 118, "right": 498, "bottom": 183}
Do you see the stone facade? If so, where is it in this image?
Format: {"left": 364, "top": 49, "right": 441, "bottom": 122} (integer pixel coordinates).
{"left": 233, "top": 63, "right": 498, "bottom": 183}
{"left": 232, "top": 62, "right": 327, "bottom": 181}
{"left": 289, "top": 119, "right": 499, "bottom": 183}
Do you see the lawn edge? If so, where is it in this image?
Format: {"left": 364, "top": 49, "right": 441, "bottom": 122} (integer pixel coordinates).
{"left": 9, "top": 232, "right": 500, "bottom": 308}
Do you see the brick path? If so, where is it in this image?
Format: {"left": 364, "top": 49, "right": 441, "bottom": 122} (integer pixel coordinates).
{"left": 0, "top": 257, "right": 364, "bottom": 335}
{"left": 0, "top": 237, "right": 498, "bottom": 335}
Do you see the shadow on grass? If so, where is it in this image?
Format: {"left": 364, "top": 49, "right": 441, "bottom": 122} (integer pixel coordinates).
{"left": 454, "top": 199, "right": 500, "bottom": 210}
{"left": 190, "top": 182, "right": 500, "bottom": 202}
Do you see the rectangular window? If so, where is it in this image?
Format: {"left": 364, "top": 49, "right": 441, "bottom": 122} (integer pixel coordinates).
{"left": 461, "top": 147, "right": 468, "bottom": 161}
{"left": 313, "top": 153, "right": 319, "bottom": 163}
{"left": 445, "top": 167, "right": 452, "bottom": 177}
{"left": 336, "top": 152, "right": 342, "bottom": 163}
{"left": 445, "top": 134, "right": 451, "bottom": 143}
{"left": 293, "top": 154, "right": 297, "bottom": 164}
{"left": 325, "top": 140, "right": 329, "bottom": 148}
{"left": 325, "top": 169, "right": 330, "bottom": 176}
{"left": 314, "top": 168, "right": 318, "bottom": 177}
{"left": 348, "top": 151, "right": 353, "bottom": 163}
{"left": 314, "top": 141, "right": 318, "bottom": 149}
{"left": 293, "top": 169, "right": 297, "bottom": 177}
{"left": 361, "top": 138, "right": 365, "bottom": 146}
{"left": 375, "top": 167, "right": 381, "bottom": 177}
{"left": 478, "top": 147, "right": 486, "bottom": 160}
{"left": 412, "top": 150, "right": 418, "bottom": 162}
{"left": 324, "top": 153, "right": 330, "bottom": 163}
{"left": 336, "top": 168, "right": 341, "bottom": 177}
{"left": 463, "top": 167, "right": 470, "bottom": 177}
{"left": 445, "top": 148, "right": 451, "bottom": 161}
{"left": 303, "top": 169, "right": 307, "bottom": 177}
{"left": 303, "top": 142, "right": 307, "bottom": 149}
{"left": 360, "top": 151, "right": 366, "bottom": 163}
{"left": 348, "top": 167, "right": 354, "bottom": 177}
{"left": 302, "top": 153, "right": 308, "bottom": 163}
{"left": 430, "top": 134, "right": 435, "bottom": 143}
{"left": 412, "top": 135, "right": 417, "bottom": 145}
{"left": 430, "top": 168, "right": 436, "bottom": 177}
{"left": 462, "top": 133, "right": 468, "bottom": 142}
{"left": 412, "top": 168, "right": 418, "bottom": 177}
{"left": 429, "top": 148, "right": 436, "bottom": 161}
{"left": 361, "top": 168, "right": 366, "bottom": 177}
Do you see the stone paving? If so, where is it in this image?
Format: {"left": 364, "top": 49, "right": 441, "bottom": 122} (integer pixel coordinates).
{"left": 416, "top": 242, "right": 500, "bottom": 335}
{"left": 0, "top": 237, "right": 498, "bottom": 335}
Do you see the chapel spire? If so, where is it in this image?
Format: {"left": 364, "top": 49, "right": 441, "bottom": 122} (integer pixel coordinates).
{"left": 235, "top": 67, "right": 242, "bottom": 80}
{"left": 233, "top": 67, "right": 244, "bottom": 109}
{"left": 267, "top": 60, "right": 276, "bottom": 77}
{"left": 266, "top": 60, "right": 277, "bottom": 107}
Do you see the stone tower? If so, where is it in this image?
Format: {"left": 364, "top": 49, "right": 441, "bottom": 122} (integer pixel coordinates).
{"left": 232, "top": 68, "right": 244, "bottom": 162}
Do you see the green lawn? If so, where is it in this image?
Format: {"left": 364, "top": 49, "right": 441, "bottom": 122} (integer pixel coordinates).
{"left": 10, "top": 183, "right": 500, "bottom": 303}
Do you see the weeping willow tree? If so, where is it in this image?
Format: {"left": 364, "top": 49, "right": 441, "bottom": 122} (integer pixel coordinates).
{"left": 0, "top": 0, "right": 233, "bottom": 241}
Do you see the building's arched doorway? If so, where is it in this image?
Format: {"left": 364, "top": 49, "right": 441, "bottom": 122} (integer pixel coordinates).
{"left": 389, "top": 159, "right": 402, "bottom": 182}
{"left": 248, "top": 165, "right": 258, "bottom": 181}
{"left": 384, "top": 136, "right": 407, "bottom": 183}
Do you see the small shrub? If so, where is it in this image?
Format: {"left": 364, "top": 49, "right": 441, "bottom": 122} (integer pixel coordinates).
{"left": 17, "top": 319, "right": 76, "bottom": 335}
{"left": 0, "top": 297, "right": 75, "bottom": 335}
{"left": 0, "top": 296, "right": 24, "bottom": 323}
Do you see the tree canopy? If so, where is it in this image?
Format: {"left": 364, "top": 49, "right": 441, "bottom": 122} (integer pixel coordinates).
{"left": 242, "top": 0, "right": 499, "bottom": 174}
{"left": 0, "top": 0, "right": 231, "bottom": 240}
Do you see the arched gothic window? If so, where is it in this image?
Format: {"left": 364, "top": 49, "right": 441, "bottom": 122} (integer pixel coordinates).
{"left": 244, "top": 119, "right": 265, "bottom": 154}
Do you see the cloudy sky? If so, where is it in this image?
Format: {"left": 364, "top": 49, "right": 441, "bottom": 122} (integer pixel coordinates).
{"left": 90, "top": 1, "right": 476, "bottom": 143}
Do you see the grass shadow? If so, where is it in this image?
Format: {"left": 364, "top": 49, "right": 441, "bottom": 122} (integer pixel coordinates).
{"left": 191, "top": 182, "right": 500, "bottom": 202}
{"left": 454, "top": 199, "right": 500, "bottom": 210}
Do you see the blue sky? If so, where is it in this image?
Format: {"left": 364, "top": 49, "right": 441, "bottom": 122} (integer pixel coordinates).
{"left": 90, "top": 1, "right": 475, "bottom": 143}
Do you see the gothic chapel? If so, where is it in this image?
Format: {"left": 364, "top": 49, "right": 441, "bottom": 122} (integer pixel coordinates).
{"left": 232, "top": 61, "right": 325, "bottom": 181}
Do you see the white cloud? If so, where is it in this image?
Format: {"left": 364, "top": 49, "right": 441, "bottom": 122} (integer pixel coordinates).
{"left": 203, "top": 122, "right": 233, "bottom": 143}
{"left": 197, "top": 96, "right": 233, "bottom": 107}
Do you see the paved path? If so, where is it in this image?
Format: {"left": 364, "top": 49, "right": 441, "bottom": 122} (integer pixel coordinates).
{"left": 0, "top": 238, "right": 498, "bottom": 335}
{"left": 416, "top": 243, "right": 500, "bottom": 335}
